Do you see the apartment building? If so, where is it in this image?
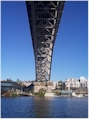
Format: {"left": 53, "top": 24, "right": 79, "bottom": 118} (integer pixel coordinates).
{"left": 65, "top": 77, "right": 88, "bottom": 90}
{"left": 80, "top": 77, "right": 88, "bottom": 88}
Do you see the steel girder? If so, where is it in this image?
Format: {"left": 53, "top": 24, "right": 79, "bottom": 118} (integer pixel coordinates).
{"left": 26, "top": 1, "right": 65, "bottom": 81}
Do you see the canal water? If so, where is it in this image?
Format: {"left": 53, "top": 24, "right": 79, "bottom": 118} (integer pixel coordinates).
{"left": 1, "top": 96, "right": 88, "bottom": 118}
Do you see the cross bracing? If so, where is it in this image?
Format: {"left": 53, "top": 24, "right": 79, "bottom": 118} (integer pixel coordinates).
{"left": 26, "top": 1, "right": 65, "bottom": 81}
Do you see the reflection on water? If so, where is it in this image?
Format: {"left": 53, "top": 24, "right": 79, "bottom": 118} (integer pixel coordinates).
{"left": 33, "top": 97, "right": 57, "bottom": 118}
{"left": 33, "top": 97, "right": 51, "bottom": 117}
{"left": 1, "top": 96, "right": 88, "bottom": 118}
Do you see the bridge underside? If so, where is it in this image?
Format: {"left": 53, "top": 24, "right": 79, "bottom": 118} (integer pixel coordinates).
{"left": 26, "top": 1, "right": 65, "bottom": 81}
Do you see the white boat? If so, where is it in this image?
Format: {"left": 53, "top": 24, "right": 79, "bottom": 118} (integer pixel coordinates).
{"left": 77, "top": 94, "right": 83, "bottom": 97}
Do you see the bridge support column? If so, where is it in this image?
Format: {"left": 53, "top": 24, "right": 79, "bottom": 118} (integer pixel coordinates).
{"left": 26, "top": 1, "right": 65, "bottom": 81}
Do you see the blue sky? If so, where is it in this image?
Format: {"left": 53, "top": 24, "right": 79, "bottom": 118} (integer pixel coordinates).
{"left": 1, "top": 1, "right": 88, "bottom": 81}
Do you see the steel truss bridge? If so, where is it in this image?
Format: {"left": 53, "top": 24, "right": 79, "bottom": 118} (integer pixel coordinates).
{"left": 26, "top": 1, "right": 65, "bottom": 82}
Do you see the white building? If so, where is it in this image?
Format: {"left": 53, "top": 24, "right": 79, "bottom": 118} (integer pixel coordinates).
{"left": 65, "top": 77, "right": 88, "bottom": 89}
{"left": 65, "top": 78, "right": 80, "bottom": 89}
{"left": 80, "top": 77, "right": 88, "bottom": 88}
{"left": 52, "top": 81, "right": 58, "bottom": 89}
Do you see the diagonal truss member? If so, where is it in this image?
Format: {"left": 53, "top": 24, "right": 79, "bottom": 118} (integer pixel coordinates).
{"left": 26, "top": 1, "right": 65, "bottom": 81}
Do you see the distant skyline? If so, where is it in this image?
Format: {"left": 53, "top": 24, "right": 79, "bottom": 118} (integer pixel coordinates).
{"left": 1, "top": 1, "right": 88, "bottom": 81}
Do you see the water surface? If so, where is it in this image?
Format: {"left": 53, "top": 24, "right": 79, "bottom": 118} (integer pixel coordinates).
{"left": 1, "top": 96, "right": 88, "bottom": 118}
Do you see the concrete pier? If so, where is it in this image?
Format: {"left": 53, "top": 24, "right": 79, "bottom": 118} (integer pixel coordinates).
{"left": 33, "top": 81, "right": 53, "bottom": 92}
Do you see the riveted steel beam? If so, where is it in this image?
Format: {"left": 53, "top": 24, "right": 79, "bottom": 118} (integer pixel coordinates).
{"left": 26, "top": 1, "right": 65, "bottom": 81}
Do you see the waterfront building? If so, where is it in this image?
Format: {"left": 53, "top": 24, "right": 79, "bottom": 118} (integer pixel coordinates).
{"left": 80, "top": 77, "right": 88, "bottom": 88}
{"left": 1, "top": 81, "right": 22, "bottom": 92}
{"left": 65, "top": 78, "right": 79, "bottom": 90}
{"left": 65, "top": 77, "right": 88, "bottom": 90}
{"left": 60, "top": 90, "right": 72, "bottom": 97}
